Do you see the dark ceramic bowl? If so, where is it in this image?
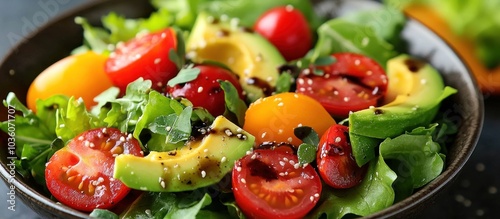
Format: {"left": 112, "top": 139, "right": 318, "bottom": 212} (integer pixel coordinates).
{"left": 0, "top": 0, "right": 483, "bottom": 218}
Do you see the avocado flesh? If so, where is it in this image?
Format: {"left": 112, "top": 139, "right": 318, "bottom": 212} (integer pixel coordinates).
{"left": 186, "top": 12, "right": 286, "bottom": 102}
{"left": 113, "top": 116, "right": 255, "bottom": 192}
{"left": 349, "top": 54, "right": 457, "bottom": 166}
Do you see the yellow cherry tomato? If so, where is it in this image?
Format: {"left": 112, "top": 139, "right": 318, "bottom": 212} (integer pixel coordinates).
{"left": 243, "top": 92, "right": 336, "bottom": 147}
{"left": 27, "top": 51, "right": 113, "bottom": 111}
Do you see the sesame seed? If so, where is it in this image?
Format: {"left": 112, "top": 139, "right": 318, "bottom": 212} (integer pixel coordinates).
{"left": 289, "top": 160, "right": 295, "bottom": 165}
{"left": 310, "top": 196, "right": 314, "bottom": 201}
{"left": 267, "top": 76, "right": 273, "bottom": 82}
{"left": 298, "top": 123, "right": 303, "bottom": 127}
{"left": 361, "top": 37, "right": 369, "bottom": 46}
{"left": 166, "top": 126, "right": 172, "bottom": 131}
{"left": 256, "top": 54, "right": 263, "bottom": 62}
{"left": 287, "top": 137, "right": 293, "bottom": 142}
{"left": 84, "top": 141, "right": 90, "bottom": 147}
{"left": 333, "top": 90, "right": 339, "bottom": 95}
{"left": 344, "top": 97, "right": 350, "bottom": 102}
{"left": 246, "top": 150, "right": 253, "bottom": 155}
{"left": 221, "top": 157, "right": 227, "bottom": 163}
{"left": 303, "top": 68, "right": 311, "bottom": 75}
{"left": 204, "top": 149, "right": 209, "bottom": 153}
{"left": 240, "top": 178, "right": 246, "bottom": 184}
{"left": 127, "top": 134, "right": 133, "bottom": 140}
{"left": 201, "top": 170, "right": 207, "bottom": 178}
{"left": 283, "top": 157, "right": 289, "bottom": 162}
{"left": 277, "top": 102, "right": 284, "bottom": 107}
{"left": 307, "top": 79, "right": 313, "bottom": 85}
{"left": 285, "top": 4, "right": 294, "bottom": 11}
{"left": 120, "top": 136, "right": 126, "bottom": 142}
{"left": 236, "top": 166, "right": 242, "bottom": 172}
{"left": 421, "top": 79, "right": 427, "bottom": 85}
{"left": 335, "top": 137, "right": 341, "bottom": 143}
{"left": 314, "top": 193, "right": 320, "bottom": 197}
{"left": 354, "top": 59, "right": 361, "bottom": 66}
{"left": 197, "top": 87, "right": 204, "bottom": 93}
{"left": 154, "top": 58, "right": 161, "bottom": 64}
{"left": 78, "top": 136, "right": 84, "bottom": 141}
{"left": 279, "top": 161, "right": 286, "bottom": 166}
{"left": 102, "top": 128, "right": 107, "bottom": 134}
{"left": 261, "top": 132, "right": 267, "bottom": 138}
{"left": 59, "top": 124, "right": 65, "bottom": 128}
{"left": 279, "top": 172, "right": 285, "bottom": 176}
{"left": 236, "top": 128, "right": 243, "bottom": 133}
{"left": 225, "top": 129, "right": 234, "bottom": 136}
{"left": 294, "top": 163, "right": 300, "bottom": 169}
{"left": 294, "top": 94, "right": 299, "bottom": 98}
{"left": 251, "top": 153, "right": 257, "bottom": 160}
{"left": 278, "top": 129, "right": 284, "bottom": 134}
{"left": 297, "top": 78, "right": 305, "bottom": 85}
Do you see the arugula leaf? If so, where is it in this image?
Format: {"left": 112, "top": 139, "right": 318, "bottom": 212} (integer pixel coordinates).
{"left": 148, "top": 106, "right": 193, "bottom": 146}
{"left": 133, "top": 91, "right": 177, "bottom": 139}
{"left": 167, "top": 66, "right": 201, "bottom": 87}
{"left": 151, "top": 0, "right": 322, "bottom": 29}
{"left": 219, "top": 80, "right": 247, "bottom": 126}
{"left": 0, "top": 93, "right": 63, "bottom": 188}
{"left": 164, "top": 193, "right": 212, "bottom": 219}
{"left": 73, "top": 9, "right": 173, "bottom": 54}
{"left": 307, "top": 157, "right": 397, "bottom": 219}
{"left": 55, "top": 97, "right": 97, "bottom": 142}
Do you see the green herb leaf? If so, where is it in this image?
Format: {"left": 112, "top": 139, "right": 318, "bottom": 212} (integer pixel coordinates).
{"left": 149, "top": 106, "right": 193, "bottom": 145}
{"left": 294, "top": 126, "right": 320, "bottom": 146}
{"left": 297, "top": 143, "right": 317, "bottom": 165}
{"left": 219, "top": 80, "right": 247, "bottom": 126}
{"left": 167, "top": 66, "right": 201, "bottom": 87}
{"left": 313, "top": 55, "right": 336, "bottom": 66}
{"left": 89, "top": 209, "right": 119, "bottom": 219}
{"left": 274, "top": 72, "right": 293, "bottom": 94}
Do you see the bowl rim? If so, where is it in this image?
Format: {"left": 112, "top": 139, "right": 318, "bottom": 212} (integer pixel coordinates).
{"left": 0, "top": 0, "right": 484, "bottom": 218}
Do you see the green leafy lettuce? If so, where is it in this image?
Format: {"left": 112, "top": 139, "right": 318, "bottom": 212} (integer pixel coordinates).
{"left": 384, "top": 0, "right": 500, "bottom": 68}
{"left": 312, "top": 7, "right": 405, "bottom": 66}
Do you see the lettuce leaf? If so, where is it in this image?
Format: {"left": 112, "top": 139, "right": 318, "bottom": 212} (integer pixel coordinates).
{"left": 307, "top": 157, "right": 397, "bottom": 219}
{"left": 311, "top": 7, "right": 404, "bottom": 66}
{"left": 151, "top": 0, "right": 322, "bottom": 30}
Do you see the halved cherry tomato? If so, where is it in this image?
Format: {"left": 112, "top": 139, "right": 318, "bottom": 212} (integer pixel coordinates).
{"left": 27, "top": 51, "right": 113, "bottom": 111}
{"left": 232, "top": 149, "right": 322, "bottom": 219}
{"left": 243, "top": 92, "right": 336, "bottom": 147}
{"left": 166, "top": 64, "right": 244, "bottom": 117}
{"left": 105, "top": 28, "right": 178, "bottom": 93}
{"left": 253, "top": 6, "right": 312, "bottom": 61}
{"left": 317, "top": 124, "right": 367, "bottom": 189}
{"left": 45, "top": 128, "right": 143, "bottom": 212}
{"left": 296, "top": 53, "right": 388, "bottom": 118}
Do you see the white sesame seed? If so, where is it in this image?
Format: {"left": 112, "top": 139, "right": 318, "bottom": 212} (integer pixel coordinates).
{"left": 102, "top": 128, "right": 107, "bottom": 134}
{"left": 297, "top": 78, "right": 305, "bottom": 85}
{"left": 267, "top": 76, "right": 273, "bottom": 82}
{"left": 127, "top": 134, "right": 133, "bottom": 140}
{"left": 307, "top": 79, "right": 313, "bottom": 85}
{"left": 366, "top": 70, "right": 373, "bottom": 75}
{"left": 310, "top": 196, "right": 314, "bottom": 201}
{"left": 294, "top": 163, "right": 300, "bottom": 169}
{"left": 283, "top": 157, "right": 289, "bottom": 162}
{"left": 279, "top": 161, "right": 286, "bottom": 166}
{"left": 120, "top": 136, "right": 126, "bottom": 142}
{"left": 246, "top": 150, "right": 253, "bottom": 155}
{"left": 84, "top": 141, "right": 90, "bottom": 147}
{"left": 261, "top": 132, "right": 267, "bottom": 138}
{"left": 197, "top": 86, "right": 204, "bottom": 93}
{"left": 201, "top": 170, "right": 207, "bottom": 178}
{"left": 78, "top": 136, "right": 84, "bottom": 141}
{"left": 277, "top": 102, "right": 284, "bottom": 107}
{"left": 335, "top": 137, "right": 341, "bottom": 143}
{"left": 420, "top": 79, "right": 427, "bottom": 85}
{"left": 278, "top": 129, "right": 284, "bottom": 134}
{"left": 251, "top": 153, "right": 257, "bottom": 160}
{"left": 314, "top": 193, "right": 320, "bottom": 197}
{"left": 285, "top": 4, "right": 294, "bottom": 11}
{"left": 240, "top": 178, "right": 246, "bottom": 184}
{"left": 166, "top": 126, "right": 172, "bottom": 131}
{"left": 204, "top": 149, "right": 209, "bottom": 153}
{"left": 154, "top": 58, "right": 161, "bottom": 64}
{"left": 236, "top": 166, "right": 242, "bottom": 172}
{"left": 221, "top": 157, "right": 227, "bottom": 163}
{"left": 289, "top": 160, "right": 295, "bottom": 165}
{"left": 344, "top": 97, "right": 350, "bottom": 102}
{"left": 287, "top": 137, "right": 293, "bottom": 142}
{"left": 354, "top": 59, "right": 361, "bottom": 66}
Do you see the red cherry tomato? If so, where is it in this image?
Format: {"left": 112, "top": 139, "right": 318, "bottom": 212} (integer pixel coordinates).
{"left": 296, "top": 53, "right": 388, "bottom": 118}
{"left": 105, "top": 28, "right": 179, "bottom": 93}
{"left": 316, "top": 124, "right": 367, "bottom": 189}
{"left": 253, "top": 6, "right": 312, "bottom": 61}
{"left": 45, "top": 128, "right": 143, "bottom": 212}
{"left": 232, "top": 149, "right": 322, "bottom": 219}
{"left": 166, "top": 64, "right": 244, "bottom": 116}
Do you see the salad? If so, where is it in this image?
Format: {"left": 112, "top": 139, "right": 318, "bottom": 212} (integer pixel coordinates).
{"left": 1, "top": 0, "right": 458, "bottom": 218}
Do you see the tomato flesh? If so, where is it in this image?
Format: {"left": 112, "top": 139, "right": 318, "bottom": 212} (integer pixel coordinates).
{"left": 232, "top": 149, "right": 322, "bottom": 219}
{"left": 297, "top": 53, "right": 388, "bottom": 118}
{"left": 45, "top": 128, "right": 143, "bottom": 212}
{"left": 105, "top": 28, "right": 178, "bottom": 93}
{"left": 316, "top": 124, "right": 367, "bottom": 189}
{"left": 254, "top": 6, "right": 312, "bottom": 61}
{"left": 166, "top": 64, "right": 244, "bottom": 116}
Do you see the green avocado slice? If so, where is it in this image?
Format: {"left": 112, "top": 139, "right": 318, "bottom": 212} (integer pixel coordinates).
{"left": 349, "top": 54, "right": 457, "bottom": 166}
{"left": 113, "top": 116, "right": 254, "bottom": 192}
{"left": 186, "top": 12, "right": 286, "bottom": 102}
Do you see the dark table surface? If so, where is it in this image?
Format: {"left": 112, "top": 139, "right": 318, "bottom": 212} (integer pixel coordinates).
{"left": 0, "top": 1, "right": 498, "bottom": 218}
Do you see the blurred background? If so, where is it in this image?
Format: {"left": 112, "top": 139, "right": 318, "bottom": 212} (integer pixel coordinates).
{"left": 0, "top": 0, "right": 498, "bottom": 218}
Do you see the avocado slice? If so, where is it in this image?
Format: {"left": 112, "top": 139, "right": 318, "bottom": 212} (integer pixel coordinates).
{"left": 186, "top": 12, "right": 286, "bottom": 102}
{"left": 113, "top": 116, "right": 255, "bottom": 192}
{"left": 349, "top": 54, "right": 457, "bottom": 166}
